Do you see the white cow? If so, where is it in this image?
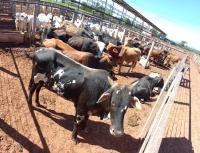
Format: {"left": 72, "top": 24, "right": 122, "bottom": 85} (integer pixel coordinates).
{"left": 15, "top": 12, "right": 28, "bottom": 32}
{"left": 27, "top": 13, "right": 51, "bottom": 38}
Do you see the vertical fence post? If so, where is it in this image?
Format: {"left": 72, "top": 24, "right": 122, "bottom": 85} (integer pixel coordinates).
{"left": 115, "top": 26, "right": 119, "bottom": 39}
{"left": 31, "top": 3, "right": 38, "bottom": 43}
{"left": 121, "top": 28, "right": 126, "bottom": 44}
{"left": 12, "top": 2, "right": 16, "bottom": 17}
{"left": 144, "top": 41, "right": 155, "bottom": 68}
{"left": 99, "top": 20, "right": 103, "bottom": 32}
{"left": 72, "top": 12, "right": 77, "bottom": 23}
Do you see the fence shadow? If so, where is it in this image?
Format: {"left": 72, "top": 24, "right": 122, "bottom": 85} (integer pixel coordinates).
{"left": 0, "top": 118, "right": 43, "bottom": 152}
{"left": 33, "top": 105, "right": 142, "bottom": 153}
{"left": 10, "top": 48, "right": 50, "bottom": 153}
{"left": 159, "top": 137, "right": 194, "bottom": 153}
{"left": 118, "top": 72, "right": 147, "bottom": 79}
{"left": 0, "top": 67, "right": 19, "bottom": 77}
{"left": 159, "top": 58, "right": 193, "bottom": 153}
{"left": 180, "top": 77, "right": 190, "bottom": 89}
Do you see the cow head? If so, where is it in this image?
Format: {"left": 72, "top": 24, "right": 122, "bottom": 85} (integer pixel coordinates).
{"left": 19, "top": 12, "right": 28, "bottom": 22}
{"left": 40, "top": 25, "right": 55, "bottom": 44}
{"left": 87, "top": 41, "right": 101, "bottom": 56}
{"left": 99, "top": 53, "right": 117, "bottom": 70}
{"left": 96, "top": 41, "right": 106, "bottom": 55}
{"left": 149, "top": 72, "right": 164, "bottom": 89}
{"left": 97, "top": 78, "right": 141, "bottom": 137}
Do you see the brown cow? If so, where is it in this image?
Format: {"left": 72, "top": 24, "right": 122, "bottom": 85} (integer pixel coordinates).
{"left": 106, "top": 42, "right": 141, "bottom": 74}
{"left": 42, "top": 38, "right": 116, "bottom": 71}
{"left": 163, "top": 53, "right": 182, "bottom": 67}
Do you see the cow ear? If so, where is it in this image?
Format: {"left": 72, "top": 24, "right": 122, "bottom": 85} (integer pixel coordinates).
{"left": 96, "top": 92, "right": 111, "bottom": 103}
{"left": 118, "top": 47, "right": 127, "bottom": 57}
{"left": 131, "top": 96, "right": 142, "bottom": 110}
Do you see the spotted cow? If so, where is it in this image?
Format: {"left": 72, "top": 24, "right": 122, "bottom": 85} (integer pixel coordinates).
{"left": 28, "top": 47, "right": 142, "bottom": 144}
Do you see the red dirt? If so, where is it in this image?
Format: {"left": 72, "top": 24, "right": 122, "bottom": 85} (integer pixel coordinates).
{"left": 0, "top": 44, "right": 171, "bottom": 153}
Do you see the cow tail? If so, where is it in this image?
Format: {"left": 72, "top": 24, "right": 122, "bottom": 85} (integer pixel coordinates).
{"left": 28, "top": 58, "right": 35, "bottom": 89}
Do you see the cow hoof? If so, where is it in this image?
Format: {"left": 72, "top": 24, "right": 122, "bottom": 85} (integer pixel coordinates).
{"left": 72, "top": 138, "right": 79, "bottom": 145}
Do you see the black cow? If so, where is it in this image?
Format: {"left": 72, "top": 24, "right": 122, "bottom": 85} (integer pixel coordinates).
{"left": 67, "top": 36, "right": 102, "bottom": 56}
{"left": 40, "top": 25, "right": 69, "bottom": 44}
{"left": 131, "top": 72, "right": 164, "bottom": 102}
{"left": 40, "top": 23, "right": 94, "bottom": 44}
{"left": 125, "top": 39, "right": 141, "bottom": 48}
{"left": 28, "top": 48, "right": 141, "bottom": 144}
{"left": 161, "top": 50, "right": 169, "bottom": 64}
{"left": 95, "top": 32, "right": 122, "bottom": 47}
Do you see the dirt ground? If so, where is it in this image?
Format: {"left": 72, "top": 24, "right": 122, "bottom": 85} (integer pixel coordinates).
{"left": 0, "top": 43, "right": 172, "bottom": 153}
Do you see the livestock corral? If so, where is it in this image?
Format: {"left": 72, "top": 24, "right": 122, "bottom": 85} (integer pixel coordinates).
{"left": 0, "top": 0, "right": 192, "bottom": 153}
{"left": 0, "top": 43, "right": 184, "bottom": 153}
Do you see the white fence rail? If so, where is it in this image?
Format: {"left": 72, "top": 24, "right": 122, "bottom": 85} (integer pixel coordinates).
{"left": 138, "top": 54, "right": 188, "bottom": 153}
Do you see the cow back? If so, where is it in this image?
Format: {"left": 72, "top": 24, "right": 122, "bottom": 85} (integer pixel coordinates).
{"left": 67, "top": 36, "right": 84, "bottom": 51}
{"left": 61, "top": 21, "right": 79, "bottom": 35}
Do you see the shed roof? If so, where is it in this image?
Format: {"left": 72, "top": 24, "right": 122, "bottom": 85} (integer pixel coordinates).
{"left": 113, "top": 0, "right": 166, "bottom": 35}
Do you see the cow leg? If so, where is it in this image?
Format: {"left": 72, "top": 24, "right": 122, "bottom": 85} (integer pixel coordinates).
{"left": 28, "top": 83, "right": 38, "bottom": 106}
{"left": 146, "top": 90, "right": 152, "bottom": 102}
{"left": 118, "top": 64, "right": 122, "bottom": 74}
{"left": 28, "top": 73, "right": 34, "bottom": 90}
{"left": 128, "top": 62, "right": 136, "bottom": 73}
{"left": 72, "top": 121, "right": 79, "bottom": 144}
{"left": 72, "top": 110, "right": 88, "bottom": 144}
{"left": 35, "top": 82, "right": 44, "bottom": 107}
{"left": 79, "top": 114, "right": 89, "bottom": 133}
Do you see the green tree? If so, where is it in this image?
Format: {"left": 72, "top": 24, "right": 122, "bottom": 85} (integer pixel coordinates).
{"left": 124, "top": 18, "right": 132, "bottom": 26}
{"left": 179, "top": 40, "right": 187, "bottom": 47}
{"left": 81, "top": 1, "right": 89, "bottom": 11}
{"left": 150, "top": 28, "right": 158, "bottom": 37}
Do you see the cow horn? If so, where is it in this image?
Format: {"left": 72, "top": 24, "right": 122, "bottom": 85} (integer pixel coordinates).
{"left": 107, "top": 76, "right": 118, "bottom": 87}
{"left": 107, "top": 76, "right": 114, "bottom": 85}
{"left": 131, "top": 96, "right": 142, "bottom": 110}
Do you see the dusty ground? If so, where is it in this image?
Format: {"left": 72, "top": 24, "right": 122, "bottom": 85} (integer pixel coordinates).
{"left": 0, "top": 43, "right": 171, "bottom": 153}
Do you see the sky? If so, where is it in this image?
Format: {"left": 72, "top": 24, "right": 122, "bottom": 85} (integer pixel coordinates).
{"left": 122, "top": 0, "right": 200, "bottom": 50}
{"left": 59, "top": 0, "right": 200, "bottom": 50}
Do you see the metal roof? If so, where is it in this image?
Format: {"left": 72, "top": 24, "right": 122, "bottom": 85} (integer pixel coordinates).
{"left": 113, "top": 0, "right": 166, "bottom": 35}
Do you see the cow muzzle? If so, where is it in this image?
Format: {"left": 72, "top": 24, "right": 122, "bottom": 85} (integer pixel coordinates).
{"left": 109, "top": 127, "right": 123, "bottom": 137}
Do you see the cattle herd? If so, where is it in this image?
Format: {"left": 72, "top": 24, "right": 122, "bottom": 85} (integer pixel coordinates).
{"left": 15, "top": 10, "right": 182, "bottom": 144}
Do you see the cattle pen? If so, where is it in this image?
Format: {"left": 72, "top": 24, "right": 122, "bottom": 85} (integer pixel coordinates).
{"left": 0, "top": 0, "right": 198, "bottom": 152}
